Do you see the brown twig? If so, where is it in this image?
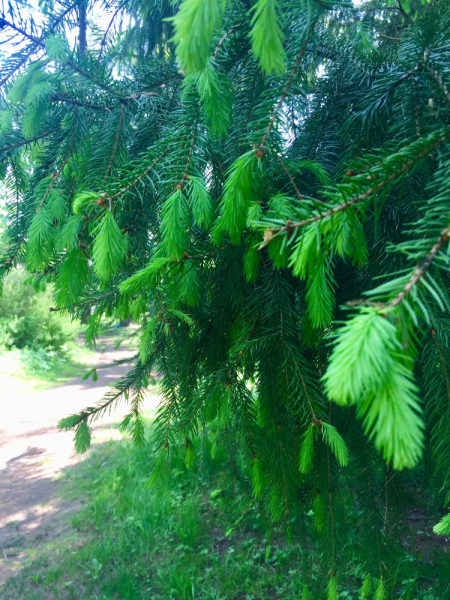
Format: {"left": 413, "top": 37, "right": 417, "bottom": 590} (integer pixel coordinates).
{"left": 0, "top": 129, "right": 59, "bottom": 153}
{"left": 276, "top": 154, "right": 303, "bottom": 201}
{"left": 38, "top": 109, "right": 78, "bottom": 211}
{"left": 103, "top": 102, "right": 125, "bottom": 182}
{"left": 213, "top": 23, "right": 244, "bottom": 59}
{"left": 259, "top": 131, "right": 450, "bottom": 249}
{"left": 387, "top": 228, "right": 450, "bottom": 310}
{"left": 259, "top": 17, "right": 318, "bottom": 149}
{"left": 109, "top": 147, "right": 170, "bottom": 200}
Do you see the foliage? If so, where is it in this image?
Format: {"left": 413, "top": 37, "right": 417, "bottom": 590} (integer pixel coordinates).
{"left": 2, "top": 0, "right": 450, "bottom": 593}
{"left": 2, "top": 427, "right": 449, "bottom": 600}
{"left": 0, "top": 269, "right": 76, "bottom": 351}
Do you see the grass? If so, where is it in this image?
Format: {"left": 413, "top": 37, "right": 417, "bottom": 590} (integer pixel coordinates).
{"left": 0, "top": 340, "right": 96, "bottom": 393}
{"left": 0, "top": 321, "right": 137, "bottom": 393}
{"left": 1, "top": 419, "right": 449, "bottom": 600}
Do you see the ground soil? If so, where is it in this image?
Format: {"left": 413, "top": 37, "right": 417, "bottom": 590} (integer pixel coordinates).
{"left": 0, "top": 335, "right": 158, "bottom": 585}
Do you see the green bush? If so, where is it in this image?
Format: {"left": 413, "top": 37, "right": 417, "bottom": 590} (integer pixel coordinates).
{"left": 0, "top": 269, "right": 76, "bottom": 351}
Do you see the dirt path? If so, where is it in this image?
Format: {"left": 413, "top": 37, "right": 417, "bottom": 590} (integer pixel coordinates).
{"left": 0, "top": 337, "right": 159, "bottom": 584}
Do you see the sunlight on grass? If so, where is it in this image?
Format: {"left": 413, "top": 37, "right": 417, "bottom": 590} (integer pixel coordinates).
{"left": 1, "top": 422, "right": 449, "bottom": 600}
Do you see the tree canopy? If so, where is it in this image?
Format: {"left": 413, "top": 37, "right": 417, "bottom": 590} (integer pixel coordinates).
{"left": 2, "top": 0, "right": 450, "bottom": 596}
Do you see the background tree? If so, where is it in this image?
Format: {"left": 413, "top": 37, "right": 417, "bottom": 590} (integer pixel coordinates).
{"left": 1, "top": 0, "right": 450, "bottom": 596}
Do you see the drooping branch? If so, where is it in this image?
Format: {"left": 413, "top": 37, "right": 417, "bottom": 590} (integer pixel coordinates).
{"left": 103, "top": 102, "right": 125, "bottom": 182}
{"left": 110, "top": 147, "right": 170, "bottom": 200}
{"left": 259, "top": 131, "right": 450, "bottom": 249}
{"left": 0, "top": 129, "right": 59, "bottom": 154}
{"left": 38, "top": 109, "right": 78, "bottom": 210}
{"left": 387, "top": 228, "right": 450, "bottom": 310}
{"left": 259, "top": 16, "right": 319, "bottom": 150}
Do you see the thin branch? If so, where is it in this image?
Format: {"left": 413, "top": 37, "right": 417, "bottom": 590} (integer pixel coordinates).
{"left": 181, "top": 125, "right": 197, "bottom": 181}
{"left": 126, "top": 91, "right": 162, "bottom": 100}
{"left": 259, "top": 131, "right": 450, "bottom": 249}
{"left": 103, "top": 102, "right": 125, "bottom": 182}
{"left": 96, "top": 3, "right": 125, "bottom": 72}
{"left": 0, "top": 17, "right": 41, "bottom": 44}
{"left": 49, "top": 290, "right": 116, "bottom": 312}
{"left": 276, "top": 154, "right": 303, "bottom": 201}
{"left": 51, "top": 93, "right": 111, "bottom": 112}
{"left": 110, "top": 147, "right": 170, "bottom": 200}
{"left": 0, "top": 129, "right": 59, "bottom": 153}
{"left": 259, "top": 17, "right": 318, "bottom": 149}
{"left": 425, "top": 62, "right": 450, "bottom": 106}
{"left": 214, "top": 23, "right": 244, "bottom": 59}
{"left": 38, "top": 109, "right": 78, "bottom": 210}
{"left": 0, "top": 3, "right": 77, "bottom": 87}
{"left": 387, "top": 228, "right": 450, "bottom": 310}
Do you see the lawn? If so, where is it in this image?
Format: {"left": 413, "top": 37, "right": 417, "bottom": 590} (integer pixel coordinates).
{"left": 1, "top": 420, "right": 447, "bottom": 600}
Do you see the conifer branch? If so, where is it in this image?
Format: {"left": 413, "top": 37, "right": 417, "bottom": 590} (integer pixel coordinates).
{"left": 0, "top": 17, "right": 42, "bottom": 44}
{"left": 38, "top": 109, "right": 78, "bottom": 211}
{"left": 259, "top": 131, "right": 450, "bottom": 249}
{"left": 110, "top": 147, "right": 170, "bottom": 200}
{"left": 103, "top": 102, "right": 125, "bottom": 182}
{"left": 259, "top": 17, "right": 318, "bottom": 149}
{"left": 181, "top": 125, "right": 197, "bottom": 182}
{"left": 51, "top": 94, "right": 111, "bottom": 112}
{"left": 0, "top": 2, "right": 77, "bottom": 87}
{"left": 425, "top": 62, "right": 450, "bottom": 106}
{"left": 0, "top": 129, "right": 59, "bottom": 153}
{"left": 430, "top": 327, "right": 450, "bottom": 403}
{"left": 95, "top": 3, "right": 125, "bottom": 72}
{"left": 387, "top": 227, "right": 450, "bottom": 310}
{"left": 275, "top": 154, "right": 303, "bottom": 201}
{"left": 49, "top": 290, "right": 116, "bottom": 312}
{"left": 0, "top": 52, "right": 31, "bottom": 88}
{"left": 213, "top": 23, "right": 244, "bottom": 59}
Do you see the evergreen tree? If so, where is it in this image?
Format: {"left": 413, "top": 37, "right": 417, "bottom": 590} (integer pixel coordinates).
{"left": 2, "top": 0, "right": 450, "bottom": 594}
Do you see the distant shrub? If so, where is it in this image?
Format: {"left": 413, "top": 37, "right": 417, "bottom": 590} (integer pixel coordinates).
{"left": 0, "top": 269, "right": 77, "bottom": 351}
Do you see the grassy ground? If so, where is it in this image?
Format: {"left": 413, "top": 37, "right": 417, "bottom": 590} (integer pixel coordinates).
{"left": 1, "top": 419, "right": 448, "bottom": 600}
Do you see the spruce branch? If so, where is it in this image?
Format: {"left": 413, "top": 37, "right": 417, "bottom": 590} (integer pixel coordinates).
{"left": 181, "top": 124, "right": 197, "bottom": 182}
{"left": 425, "top": 62, "right": 450, "bottom": 106}
{"left": 214, "top": 23, "right": 244, "bottom": 59}
{"left": 38, "top": 109, "right": 78, "bottom": 211}
{"left": 387, "top": 227, "right": 450, "bottom": 310}
{"left": 51, "top": 94, "right": 111, "bottom": 112}
{"left": 259, "top": 16, "right": 319, "bottom": 150}
{"left": 275, "top": 154, "right": 303, "bottom": 201}
{"left": 0, "top": 2, "right": 77, "bottom": 87}
{"left": 259, "top": 130, "right": 450, "bottom": 249}
{"left": 109, "top": 147, "right": 170, "bottom": 200}
{"left": 103, "top": 102, "right": 125, "bottom": 182}
{"left": 0, "top": 129, "right": 59, "bottom": 154}
{"left": 95, "top": 3, "right": 125, "bottom": 72}
{"left": 430, "top": 327, "right": 450, "bottom": 403}
{"left": 49, "top": 289, "right": 116, "bottom": 312}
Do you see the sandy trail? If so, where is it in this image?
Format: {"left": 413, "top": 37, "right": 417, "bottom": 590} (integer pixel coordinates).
{"left": 0, "top": 337, "right": 159, "bottom": 584}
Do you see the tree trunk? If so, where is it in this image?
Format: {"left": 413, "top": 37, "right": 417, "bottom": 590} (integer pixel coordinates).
{"left": 79, "top": 0, "right": 87, "bottom": 58}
